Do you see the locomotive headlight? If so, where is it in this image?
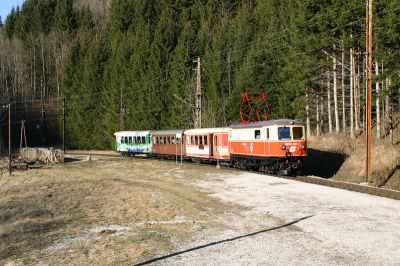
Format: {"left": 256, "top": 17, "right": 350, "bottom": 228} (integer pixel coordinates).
{"left": 300, "top": 144, "right": 305, "bottom": 150}
{"left": 281, "top": 145, "right": 286, "bottom": 150}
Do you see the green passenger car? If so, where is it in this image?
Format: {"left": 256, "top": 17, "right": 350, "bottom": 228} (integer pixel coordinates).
{"left": 114, "top": 131, "right": 152, "bottom": 155}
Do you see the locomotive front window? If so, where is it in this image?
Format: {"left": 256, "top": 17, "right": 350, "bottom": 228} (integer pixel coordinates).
{"left": 293, "top": 127, "right": 304, "bottom": 140}
{"left": 278, "top": 127, "right": 291, "bottom": 140}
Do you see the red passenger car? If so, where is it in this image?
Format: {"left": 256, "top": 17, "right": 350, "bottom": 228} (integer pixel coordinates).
{"left": 184, "top": 128, "right": 230, "bottom": 162}
{"left": 229, "top": 120, "right": 307, "bottom": 175}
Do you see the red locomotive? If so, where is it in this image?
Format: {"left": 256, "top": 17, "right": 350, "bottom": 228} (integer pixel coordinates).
{"left": 229, "top": 120, "right": 306, "bottom": 175}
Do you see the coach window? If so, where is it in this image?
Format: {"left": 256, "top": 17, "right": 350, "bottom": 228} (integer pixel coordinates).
{"left": 129, "top": 137, "right": 132, "bottom": 143}
{"left": 255, "top": 130, "right": 261, "bottom": 139}
{"left": 191, "top": 136, "right": 194, "bottom": 145}
{"left": 292, "top": 127, "right": 304, "bottom": 140}
{"left": 195, "top": 136, "right": 198, "bottom": 145}
{"left": 278, "top": 127, "right": 291, "bottom": 140}
{"left": 266, "top": 128, "right": 270, "bottom": 140}
{"left": 121, "top": 137, "right": 124, "bottom": 143}
{"left": 204, "top": 135, "right": 208, "bottom": 145}
{"left": 166, "top": 136, "right": 170, "bottom": 144}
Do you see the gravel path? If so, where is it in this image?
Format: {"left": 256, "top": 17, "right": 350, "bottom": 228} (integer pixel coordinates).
{"left": 143, "top": 172, "right": 400, "bottom": 266}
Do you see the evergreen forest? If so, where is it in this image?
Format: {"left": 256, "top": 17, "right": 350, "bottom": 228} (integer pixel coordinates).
{"left": 0, "top": 0, "right": 399, "bottom": 149}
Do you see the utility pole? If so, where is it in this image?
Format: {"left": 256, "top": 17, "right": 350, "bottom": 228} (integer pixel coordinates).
{"left": 194, "top": 57, "right": 202, "bottom": 128}
{"left": 366, "top": 0, "right": 373, "bottom": 182}
{"left": 228, "top": 51, "right": 231, "bottom": 96}
{"left": 120, "top": 86, "right": 125, "bottom": 131}
{"left": 8, "top": 103, "right": 11, "bottom": 175}
{"left": 63, "top": 97, "right": 66, "bottom": 154}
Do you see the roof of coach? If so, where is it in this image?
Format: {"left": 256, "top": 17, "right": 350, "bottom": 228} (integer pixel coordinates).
{"left": 229, "top": 119, "right": 305, "bottom": 129}
{"left": 184, "top": 127, "right": 229, "bottom": 134}
{"left": 151, "top": 129, "right": 184, "bottom": 136}
{"left": 114, "top": 131, "right": 151, "bottom": 136}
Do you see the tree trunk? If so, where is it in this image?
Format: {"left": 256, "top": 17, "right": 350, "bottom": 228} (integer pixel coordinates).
{"left": 375, "top": 61, "right": 380, "bottom": 139}
{"left": 316, "top": 96, "right": 320, "bottom": 137}
{"left": 341, "top": 46, "right": 346, "bottom": 132}
{"left": 327, "top": 70, "right": 333, "bottom": 133}
{"left": 306, "top": 93, "right": 311, "bottom": 138}
{"left": 383, "top": 65, "right": 389, "bottom": 136}
{"left": 350, "top": 47, "right": 355, "bottom": 138}
{"left": 320, "top": 95, "right": 324, "bottom": 133}
{"left": 33, "top": 37, "right": 36, "bottom": 99}
{"left": 333, "top": 49, "right": 340, "bottom": 133}
{"left": 41, "top": 34, "right": 46, "bottom": 100}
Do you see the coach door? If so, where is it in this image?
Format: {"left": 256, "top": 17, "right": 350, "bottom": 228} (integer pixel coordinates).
{"left": 209, "top": 134, "right": 214, "bottom": 157}
{"left": 213, "top": 135, "right": 219, "bottom": 159}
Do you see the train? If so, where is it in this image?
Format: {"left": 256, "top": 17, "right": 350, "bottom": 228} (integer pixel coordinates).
{"left": 114, "top": 119, "right": 307, "bottom": 176}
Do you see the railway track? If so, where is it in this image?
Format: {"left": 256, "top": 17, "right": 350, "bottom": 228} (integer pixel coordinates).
{"left": 65, "top": 152, "right": 400, "bottom": 200}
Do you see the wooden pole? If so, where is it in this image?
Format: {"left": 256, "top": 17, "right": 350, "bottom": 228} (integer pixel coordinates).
{"left": 366, "top": 0, "right": 373, "bottom": 182}
{"left": 194, "top": 57, "right": 202, "bottom": 128}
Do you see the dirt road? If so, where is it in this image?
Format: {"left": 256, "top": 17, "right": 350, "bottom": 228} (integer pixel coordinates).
{"left": 144, "top": 172, "right": 400, "bottom": 266}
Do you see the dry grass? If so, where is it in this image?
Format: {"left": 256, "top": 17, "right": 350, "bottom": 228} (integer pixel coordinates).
{"left": 308, "top": 133, "right": 400, "bottom": 189}
{"left": 0, "top": 158, "right": 242, "bottom": 265}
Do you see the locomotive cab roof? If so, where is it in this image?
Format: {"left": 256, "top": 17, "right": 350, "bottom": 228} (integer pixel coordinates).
{"left": 229, "top": 119, "right": 304, "bottom": 128}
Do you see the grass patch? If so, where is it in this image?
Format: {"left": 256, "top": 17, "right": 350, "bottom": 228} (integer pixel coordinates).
{"left": 0, "top": 158, "right": 239, "bottom": 265}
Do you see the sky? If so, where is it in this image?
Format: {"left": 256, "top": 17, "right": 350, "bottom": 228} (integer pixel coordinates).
{"left": 0, "top": 0, "right": 25, "bottom": 23}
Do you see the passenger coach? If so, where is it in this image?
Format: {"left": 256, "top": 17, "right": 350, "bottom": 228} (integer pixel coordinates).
{"left": 114, "top": 131, "right": 152, "bottom": 155}
{"left": 152, "top": 130, "right": 185, "bottom": 158}
{"left": 229, "top": 120, "right": 307, "bottom": 175}
{"left": 184, "top": 128, "right": 230, "bottom": 163}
